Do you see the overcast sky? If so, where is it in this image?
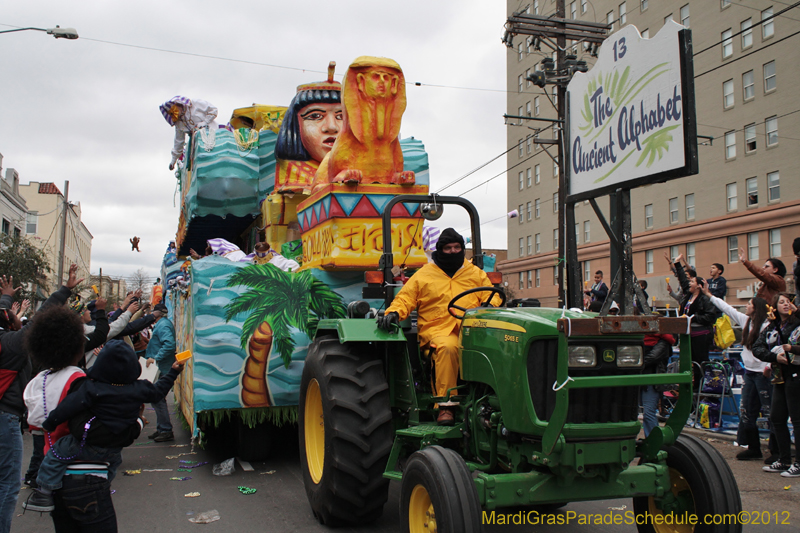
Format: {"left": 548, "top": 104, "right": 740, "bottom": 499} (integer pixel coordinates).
{"left": 0, "top": 1, "right": 512, "bottom": 281}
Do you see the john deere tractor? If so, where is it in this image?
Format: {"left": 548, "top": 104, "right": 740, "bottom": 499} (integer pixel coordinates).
{"left": 298, "top": 195, "right": 741, "bottom": 532}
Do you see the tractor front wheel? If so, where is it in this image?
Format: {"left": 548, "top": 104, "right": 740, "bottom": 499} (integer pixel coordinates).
{"left": 401, "top": 446, "right": 482, "bottom": 533}
{"left": 298, "top": 336, "right": 392, "bottom": 527}
{"left": 633, "top": 433, "right": 742, "bottom": 533}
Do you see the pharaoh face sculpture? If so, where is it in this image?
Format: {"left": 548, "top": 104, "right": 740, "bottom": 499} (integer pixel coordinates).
{"left": 298, "top": 102, "right": 343, "bottom": 163}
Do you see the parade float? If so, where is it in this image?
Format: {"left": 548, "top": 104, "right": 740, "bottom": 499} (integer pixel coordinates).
{"left": 160, "top": 58, "right": 433, "bottom": 458}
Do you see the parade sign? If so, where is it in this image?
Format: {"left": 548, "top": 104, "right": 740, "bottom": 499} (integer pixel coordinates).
{"left": 567, "top": 22, "right": 697, "bottom": 200}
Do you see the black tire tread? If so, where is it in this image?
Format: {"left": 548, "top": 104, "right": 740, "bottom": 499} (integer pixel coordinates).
{"left": 299, "top": 337, "right": 392, "bottom": 527}
{"left": 633, "top": 434, "right": 742, "bottom": 533}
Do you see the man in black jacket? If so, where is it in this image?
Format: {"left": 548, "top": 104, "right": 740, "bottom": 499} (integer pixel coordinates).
{"left": 0, "top": 264, "right": 106, "bottom": 532}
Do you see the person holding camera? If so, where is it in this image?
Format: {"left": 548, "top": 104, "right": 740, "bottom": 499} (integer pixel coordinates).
{"left": 673, "top": 254, "right": 717, "bottom": 374}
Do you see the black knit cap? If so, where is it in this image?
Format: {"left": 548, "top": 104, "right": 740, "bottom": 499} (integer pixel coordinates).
{"left": 435, "top": 228, "right": 465, "bottom": 253}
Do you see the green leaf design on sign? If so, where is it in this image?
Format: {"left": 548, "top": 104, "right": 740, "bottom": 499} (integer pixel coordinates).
{"left": 593, "top": 124, "right": 681, "bottom": 184}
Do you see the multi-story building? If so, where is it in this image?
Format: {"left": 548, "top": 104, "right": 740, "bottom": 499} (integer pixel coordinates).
{"left": 501, "top": 0, "right": 800, "bottom": 307}
{"left": 0, "top": 154, "right": 27, "bottom": 238}
{"left": 19, "top": 181, "right": 92, "bottom": 293}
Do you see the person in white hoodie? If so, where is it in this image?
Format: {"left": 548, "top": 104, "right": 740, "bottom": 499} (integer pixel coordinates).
{"left": 702, "top": 285, "right": 772, "bottom": 460}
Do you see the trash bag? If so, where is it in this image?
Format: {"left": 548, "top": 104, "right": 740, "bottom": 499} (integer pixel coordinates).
{"left": 212, "top": 458, "right": 235, "bottom": 476}
{"left": 189, "top": 510, "right": 220, "bottom": 524}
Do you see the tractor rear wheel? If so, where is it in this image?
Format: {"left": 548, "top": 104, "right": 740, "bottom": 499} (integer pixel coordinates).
{"left": 298, "top": 336, "right": 392, "bottom": 527}
{"left": 633, "top": 433, "right": 742, "bottom": 533}
{"left": 401, "top": 446, "right": 482, "bottom": 533}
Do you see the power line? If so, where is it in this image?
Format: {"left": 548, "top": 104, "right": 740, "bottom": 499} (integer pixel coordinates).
{"left": 695, "top": 28, "right": 800, "bottom": 78}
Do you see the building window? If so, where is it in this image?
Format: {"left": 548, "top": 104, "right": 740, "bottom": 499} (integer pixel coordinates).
{"left": 519, "top": 204, "right": 524, "bottom": 224}
{"left": 526, "top": 168, "right": 532, "bottom": 187}
{"left": 25, "top": 212, "right": 37, "bottom": 235}
{"left": 685, "top": 193, "right": 695, "bottom": 220}
{"left": 640, "top": 0, "right": 648, "bottom": 11}
{"left": 526, "top": 101, "right": 531, "bottom": 117}
{"left": 519, "top": 271, "right": 525, "bottom": 289}
{"left": 527, "top": 201, "right": 532, "bottom": 221}
{"left": 526, "top": 136, "right": 533, "bottom": 154}
{"left": 518, "top": 42, "right": 524, "bottom": 61}
{"left": 746, "top": 177, "right": 758, "bottom": 206}
{"left": 766, "top": 116, "right": 778, "bottom": 146}
{"left": 764, "top": 61, "right": 776, "bottom": 92}
{"left": 607, "top": 11, "right": 614, "bottom": 28}
{"left": 680, "top": 4, "right": 689, "bottom": 27}
{"left": 744, "top": 124, "right": 756, "bottom": 152}
{"left": 742, "top": 70, "right": 754, "bottom": 100}
{"left": 721, "top": 0, "right": 731, "bottom": 8}
{"left": 748, "top": 232, "right": 759, "bottom": 261}
{"left": 584, "top": 221, "right": 590, "bottom": 242}
{"left": 525, "top": 69, "right": 531, "bottom": 87}
{"left": 582, "top": 0, "right": 588, "bottom": 14}
{"left": 535, "top": 269, "right": 541, "bottom": 288}
{"left": 570, "top": 1, "right": 577, "bottom": 18}
{"left": 518, "top": 171, "right": 524, "bottom": 191}
{"left": 741, "top": 19, "right": 753, "bottom": 49}
{"left": 553, "top": 229, "right": 559, "bottom": 250}
{"left": 552, "top": 86, "right": 558, "bottom": 106}
{"left": 575, "top": 223, "right": 580, "bottom": 244}
{"left": 762, "top": 7, "right": 774, "bottom": 39}
{"left": 1, "top": 219, "right": 9, "bottom": 235}
{"left": 554, "top": 266, "right": 559, "bottom": 285}
{"left": 519, "top": 238, "right": 524, "bottom": 256}
{"left": 534, "top": 0, "right": 539, "bottom": 15}
{"left": 768, "top": 171, "right": 780, "bottom": 201}
{"left": 527, "top": 235, "right": 533, "bottom": 255}
{"left": 687, "top": 243, "right": 696, "bottom": 267}
{"left": 584, "top": 261, "right": 591, "bottom": 284}
{"left": 528, "top": 270, "right": 533, "bottom": 288}
{"left": 553, "top": 192, "right": 558, "bottom": 212}
{"left": 644, "top": 204, "right": 653, "bottom": 228}
{"left": 518, "top": 106, "right": 524, "bottom": 124}
{"left": 535, "top": 233, "right": 541, "bottom": 253}
{"left": 724, "top": 131, "right": 736, "bottom": 159}
{"left": 534, "top": 96, "right": 540, "bottom": 116}
{"left": 723, "top": 80, "right": 734, "bottom": 108}
{"left": 518, "top": 139, "right": 524, "bottom": 157}
{"left": 535, "top": 198, "right": 541, "bottom": 218}
{"left": 646, "top": 250, "right": 654, "bottom": 274}
{"left": 726, "top": 182, "right": 738, "bottom": 211}
{"left": 619, "top": 2, "right": 627, "bottom": 25}
{"left": 553, "top": 158, "right": 559, "bottom": 179}
{"left": 769, "top": 229, "right": 781, "bottom": 257}
{"left": 669, "top": 197, "right": 678, "bottom": 223}
{"left": 642, "top": 28, "right": 649, "bottom": 38}
{"left": 535, "top": 164, "right": 541, "bottom": 184}
{"left": 664, "top": 14, "right": 673, "bottom": 25}
{"left": 518, "top": 75, "right": 523, "bottom": 93}
{"left": 728, "top": 237, "right": 738, "bottom": 263}
{"left": 721, "top": 30, "right": 733, "bottom": 59}
{"left": 670, "top": 245, "right": 680, "bottom": 260}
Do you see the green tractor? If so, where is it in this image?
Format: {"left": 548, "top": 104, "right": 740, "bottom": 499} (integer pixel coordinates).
{"left": 298, "top": 195, "right": 741, "bottom": 532}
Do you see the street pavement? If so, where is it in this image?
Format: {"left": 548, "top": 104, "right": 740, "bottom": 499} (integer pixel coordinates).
{"left": 10, "top": 401, "right": 800, "bottom": 532}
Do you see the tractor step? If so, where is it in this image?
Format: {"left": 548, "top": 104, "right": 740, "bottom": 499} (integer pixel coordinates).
{"left": 396, "top": 424, "right": 463, "bottom": 439}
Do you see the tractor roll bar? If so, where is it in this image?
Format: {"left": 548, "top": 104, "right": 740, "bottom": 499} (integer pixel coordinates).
{"left": 380, "top": 194, "right": 482, "bottom": 309}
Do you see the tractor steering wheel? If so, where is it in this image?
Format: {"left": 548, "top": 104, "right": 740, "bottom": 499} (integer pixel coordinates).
{"left": 448, "top": 287, "right": 507, "bottom": 319}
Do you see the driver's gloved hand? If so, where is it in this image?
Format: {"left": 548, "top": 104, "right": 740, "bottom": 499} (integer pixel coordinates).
{"left": 376, "top": 311, "right": 400, "bottom": 331}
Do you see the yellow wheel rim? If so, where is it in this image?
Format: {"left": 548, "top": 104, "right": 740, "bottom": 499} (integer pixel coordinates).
{"left": 408, "top": 484, "right": 437, "bottom": 533}
{"left": 648, "top": 467, "right": 695, "bottom": 533}
{"left": 304, "top": 378, "right": 324, "bottom": 484}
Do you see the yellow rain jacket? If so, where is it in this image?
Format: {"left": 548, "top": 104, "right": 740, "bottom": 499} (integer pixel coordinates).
{"left": 386, "top": 260, "right": 500, "bottom": 346}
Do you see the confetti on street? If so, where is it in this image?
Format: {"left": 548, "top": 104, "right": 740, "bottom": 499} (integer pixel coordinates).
{"left": 170, "top": 477, "right": 192, "bottom": 481}
{"left": 184, "top": 492, "right": 201, "bottom": 498}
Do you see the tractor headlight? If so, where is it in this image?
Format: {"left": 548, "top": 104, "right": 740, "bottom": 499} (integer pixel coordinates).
{"left": 616, "top": 346, "right": 643, "bottom": 367}
{"left": 568, "top": 345, "right": 596, "bottom": 367}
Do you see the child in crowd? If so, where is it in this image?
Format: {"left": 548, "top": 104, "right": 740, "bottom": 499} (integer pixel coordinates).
{"left": 23, "top": 311, "right": 183, "bottom": 512}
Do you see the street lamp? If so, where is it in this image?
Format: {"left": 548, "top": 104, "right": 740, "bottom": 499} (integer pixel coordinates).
{"left": 0, "top": 26, "right": 78, "bottom": 39}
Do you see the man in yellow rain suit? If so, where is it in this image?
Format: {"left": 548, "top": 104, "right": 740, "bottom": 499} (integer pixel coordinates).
{"left": 376, "top": 228, "right": 500, "bottom": 425}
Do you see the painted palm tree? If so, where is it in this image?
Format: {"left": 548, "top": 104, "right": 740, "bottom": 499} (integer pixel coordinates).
{"left": 224, "top": 264, "right": 346, "bottom": 407}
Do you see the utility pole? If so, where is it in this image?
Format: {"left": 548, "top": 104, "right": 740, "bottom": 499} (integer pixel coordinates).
{"left": 503, "top": 3, "right": 608, "bottom": 308}
{"left": 57, "top": 180, "right": 69, "bottom": 288}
